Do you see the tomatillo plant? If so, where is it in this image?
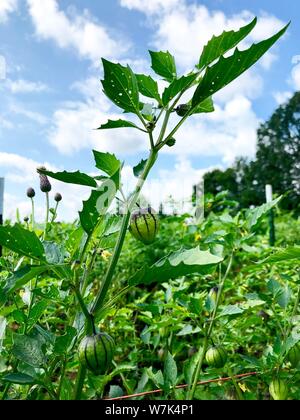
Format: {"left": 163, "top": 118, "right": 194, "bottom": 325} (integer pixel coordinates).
{"left": 0, "top": 18, "right": 289, "bottom": 400}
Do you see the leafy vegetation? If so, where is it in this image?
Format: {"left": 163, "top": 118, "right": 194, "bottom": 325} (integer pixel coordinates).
{"left": 1, "top": 18, "right": 299, "bottom": 401}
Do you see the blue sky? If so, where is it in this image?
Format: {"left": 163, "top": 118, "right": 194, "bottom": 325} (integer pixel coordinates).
{"left": 0, "top": 0, "right": 299, "bottom": 220}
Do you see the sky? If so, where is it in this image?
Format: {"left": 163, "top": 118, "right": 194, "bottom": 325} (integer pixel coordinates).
{"left": 0, "top": 0, "right": 299, "bottom": 221}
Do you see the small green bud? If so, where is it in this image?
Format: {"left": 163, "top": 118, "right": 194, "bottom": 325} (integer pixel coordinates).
{"left": 176, "top": 104, "right": 191, "bottom": 117}
{"left": 166, "top": 137, "right": 176, "bottom": 147}
{"left": 24, "top": 216, "right": 29, "bottom": 223}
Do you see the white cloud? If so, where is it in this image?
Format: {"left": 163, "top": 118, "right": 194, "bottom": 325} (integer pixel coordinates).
{"left": 9, "top": 103, "right": 49, "bottom": 125}
{"left": 6, "top": 78, "right": 48, "bottom": 94}
{"left": 161, "top": 95, "right": 259, "bottom": 165}
{"left": 49, "top": 77, "right": 148, "bottom": 156}
{"left": 273, "top": 91, "right": 292, "bottom": 105}
{"left": 120, "top": 0, "right": 182, "bottom": 15}
{"left": 26, "top": 0, "right": 128, "bottom": 63}
{"left": 291, "top": 63, "right": 300, "bottom": 90}
{"left": 0, "top": 0, "right": 17, "bottom": 22}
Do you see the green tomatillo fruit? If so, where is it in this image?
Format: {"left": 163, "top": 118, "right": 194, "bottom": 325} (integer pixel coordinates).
{"left": 205, "top": 346, "right": 227, "bottom": 368}
{"left": 287, "top": 344, "right": 300, "bottom": 368}
{"left": 129, "top": 207, "right": 159, "bottom": 245}
{"left": 78, "top": 333, "right": 115, "bottom": 376}
{"left": 269, "top": 379, "right": 288, "bottom": 400}
{"left": 176, "top": 104, "right": 191, "bottom": 117}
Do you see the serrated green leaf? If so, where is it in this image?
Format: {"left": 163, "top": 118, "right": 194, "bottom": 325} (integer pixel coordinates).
{"left": 219, "top": 305, "right": 244, "bottom": 317}
{"left": 162, "top": 73, "right": 197, "bottom": 106}
{"left": 38, "top": 169, "right": 97, "bottom": 188}
{"left": 93, "top": 150, "right": 121, "bottom": 177}
{"left": 198, "top": 18, "right": 257, "bottom": 69}
{"left": 192, "top": 23, "right": 289, "bottom": 107}
{"left": 101, "top": 59, "right": 140, "bottom": 114}
{"left": 149, "top": 50, "right": 177, "bottom": 82}
{"left": 0, "top": 225, "right": 45, "bottom": 260}
{"left": 97, "top": 119, "right": 145, "bottom": 132}
{"left": 247, "top": 197, "right": 282, "bottom": 230}
{"left": 136, "top": 74, "right": 162, "bottom": 104}
{"left": 190, "top": 97, "right": 214, "bottom": 114}
{"left": 129, "top": 247, "right": 223, "bottom": 287}
{"left": 133, "top": 159, "right": 147, "bottom": 178}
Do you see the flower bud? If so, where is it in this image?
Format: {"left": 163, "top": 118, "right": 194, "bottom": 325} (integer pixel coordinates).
{"left": 38, "top": 166, "right": 52, "bottom": 193}
{"left": 176, "top": 104, "right": 191, "bottom": 117}
{"left": 24, "top": 216, "right": 29, "bottom": 223}
{"left": 54, "top": 193, "right": 62, "bottom": 202}
{"left": 166, "top": 137, "right": 176, "bottom": 147}
{"left": 27, "top": 188, "right": 35, "bottom": 198}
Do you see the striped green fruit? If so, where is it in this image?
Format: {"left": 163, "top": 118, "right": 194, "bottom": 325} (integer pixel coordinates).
{"left": 287, "top": 344, "right": 300, "bottom": 368}
{"left": 205, "top": 346, "right": 227, "bottom": 368}
{"left": 78, "top": 333, "right": 115, "bottom": 375}
{"left": 269, "top": 379, "right": 288, "bottom": 400}
{"left": 129, "top": 207, "right": 159, "bottom": 245}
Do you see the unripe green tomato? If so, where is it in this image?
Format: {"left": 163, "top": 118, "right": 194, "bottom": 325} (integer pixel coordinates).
{"left": 129, "top": 207, "right": 159, "bottom": 245}
{"left": 205, "top": 346, "right": 227, "bottom": 368}
{"left": 287, "top": 344, "right": 300, "bottom": 368}
{"left": 269, "top": 379, "right": 288, "bottom": 400}
{"left": 78, "top": 333, "right": 115, "bottom": 375}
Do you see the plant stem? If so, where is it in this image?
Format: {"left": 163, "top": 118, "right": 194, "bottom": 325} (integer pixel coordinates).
{"left": 31, "top": 197, "right": 35, "bottom": 231}
{"left": 73, "top": 365, "right": 87, "bottom": 400}
{"left": 43, "top": 192, "right": 50, "bottom": 240}
{"left": 91, "top": 149, "right": 158, "bottom": 316}
{"left": 187, "top": 253, "right": 234, "bottom": 400}
{"left": 227, "top": 366, "right": 245, "bottom": 400}
{"left": 50, "top": 202, "right": 59, "bottom": 224}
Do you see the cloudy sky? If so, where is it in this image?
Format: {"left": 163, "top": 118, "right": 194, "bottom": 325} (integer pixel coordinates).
{"left": 0, "top": 0, "right": 299, "bottom": 221}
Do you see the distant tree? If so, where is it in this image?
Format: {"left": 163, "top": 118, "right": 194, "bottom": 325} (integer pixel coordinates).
{"left": 204, "top": 92, "right": 300, "bottom": 211}
{"left": 253, "top": 91, "right": 300, "bottom": 210}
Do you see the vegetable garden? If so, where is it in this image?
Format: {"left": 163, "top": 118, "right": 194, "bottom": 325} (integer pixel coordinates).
{"left": 0, "top": 18, "right": 299, "bottom": 401}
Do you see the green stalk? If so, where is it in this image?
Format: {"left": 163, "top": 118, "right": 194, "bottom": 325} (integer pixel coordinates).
{"left": 187, "top": 253, "right": 234, "bottom": 400}
{"left": 91, "top": 149, "right": 158, "bottom": 316}
{"left": 50, "top": 202, "right": 59, "bottom": 224}
{"left": 31, "top": 197, "right": 35, "bottom": 231}
{"left": 43, "top": 192, "right": 50, "bottom": 240}
{"left": 227, "top": 366, "right": 245, "bottom": 400}
{"left": 73, "top": 365, "right": 87, "bottom": 400}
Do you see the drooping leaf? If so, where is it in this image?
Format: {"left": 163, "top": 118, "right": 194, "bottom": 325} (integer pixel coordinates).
{"left": 2, "top": 373, "right": 36, "bottom": 385}
{"left": 27, "top": 300, "right": 49, "bottom": 329}
{"left": 0, "top": 225, "right": 45, "bottom": 260}
{"left": 260, "top": 247, "right": 300, "bottom": 264}
{"left": 198, "top": 17, "right": 257, "bottom": 69}
{"left": 136, "top": 74, "right": 162, "bottom": 104}
{"left": 162, "top": 73, "right": 198, "bottom": 106}
{"left": 246, "top": 196, "right": 282, "bottom": 230}
{"left": 149, "top": 50, "right": 177, "bottom": 82}
{"left": 79, "top": 190, "right": 103, "bottom": 235}
{"left": 38, "top": 169, "right": 97, "bottom": 188}
{"left": 43, "top": 241, "right": 65, "bottom": 264}
{"left": 163, "top": 352, "right": 177, "bottom": 388}
{"left": 1, "top": 266, "right": 47, "bottom": 296}
{"left": 12, "top": 334, "right": 46, "bottom": 367}
{"left": 133, "top": 159, "right": 147, "bottom": 178}
{"left": 192, "top": 24, "right": 289, "bottom": 107}
{"left": 54, "top": 327, "right": 77, "bottom": 355}
{"left": 129, "top": 247, "right": 223, "bottom": 287}
{"left": 97, "top": 119, "right": 145, "bottom": 132}
{"left": 101, "top": 59, "right": 140, "bottom": 114}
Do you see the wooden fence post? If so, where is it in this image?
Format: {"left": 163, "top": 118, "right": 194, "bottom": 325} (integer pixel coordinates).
{"left": 265, "top": 184, "right": 275, "bottom": 247}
